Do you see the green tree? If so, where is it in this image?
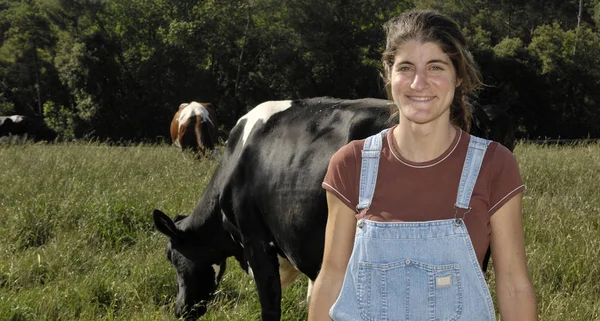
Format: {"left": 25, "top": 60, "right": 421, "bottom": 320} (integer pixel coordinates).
{"left": 1, "top": 0, "right": 598, "bottom": 140}
{"left": 493, "top": 37, "right": 525, "bottom": 58}
{"left": 0, "top": 0, "right": 56, "bottom": 117}
{"left": 528, "top": 22, "right": 600, "bottom": 137}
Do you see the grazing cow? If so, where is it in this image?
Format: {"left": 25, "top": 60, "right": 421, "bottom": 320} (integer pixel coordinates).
{"left": 470, "top": 104, "right": 515, "bottom": 151}
{"left": 482, "top": 104, "right": 515, "bottom": 151}
{"left": 170, "top": 102, "right": 219, "bottom": 155}
{"left": 0, "top": 115, "right": 57, "bottom": 142}
{"left": 153, "top": 98, "right": 509, "bottom": 320}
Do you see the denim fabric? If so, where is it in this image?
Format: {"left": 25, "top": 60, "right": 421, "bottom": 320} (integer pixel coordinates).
{"left": 330, "top": 130, "right": 495, "bottom": 321}
{"left": 357, "top": 128, "right": 389, "bottom": 212}
{"left": 455, "top": 136, "right": 491, "bottom": 210}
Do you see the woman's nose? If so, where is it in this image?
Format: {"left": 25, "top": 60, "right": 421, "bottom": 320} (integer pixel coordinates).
{"left": 410, "top": 71, "right": 429, "bottom": 91}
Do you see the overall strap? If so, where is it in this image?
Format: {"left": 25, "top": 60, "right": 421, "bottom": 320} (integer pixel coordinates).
{"left": 455, "top": 135, "right": 491, "bottom": 211}
{"left": 357, "top": 128, "right": 389, "bottom": 212}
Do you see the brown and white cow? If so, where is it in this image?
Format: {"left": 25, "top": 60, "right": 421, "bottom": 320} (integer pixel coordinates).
{"left": 170, "top": 102, "right": 219, "bottom": 155}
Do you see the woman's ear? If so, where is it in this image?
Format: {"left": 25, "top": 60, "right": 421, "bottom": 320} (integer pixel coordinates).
{"left": 456, "top": 78, "right": 463, "bottom": 88}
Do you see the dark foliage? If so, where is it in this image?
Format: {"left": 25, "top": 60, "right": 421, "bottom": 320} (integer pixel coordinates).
{"left": 0, "top": 0, "right": 598, "bottom": 141}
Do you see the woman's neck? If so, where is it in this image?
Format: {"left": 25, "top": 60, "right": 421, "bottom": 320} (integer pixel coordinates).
{"left": 392, "top": 121, "right": 457, "bottom": 163}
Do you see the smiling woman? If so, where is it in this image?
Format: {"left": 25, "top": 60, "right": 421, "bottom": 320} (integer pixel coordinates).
{"left": 381, "top": 10, "right": 482, "bottom": 136}
{"left": 309, "top": 9, "right": 538, "bottom": 321}
{"left": 389, "top": 40, "right": 459, "bottom": 143}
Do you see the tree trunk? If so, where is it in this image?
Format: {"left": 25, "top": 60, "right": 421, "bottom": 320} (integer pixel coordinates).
{"left": 574, "top": 0, "right": 583, "bottom": 55}
{"left": 33, "top": 43, "right": 42, "bottom": 117}
{"left": 235, "top": 0, "right": 253, "bottom": 100}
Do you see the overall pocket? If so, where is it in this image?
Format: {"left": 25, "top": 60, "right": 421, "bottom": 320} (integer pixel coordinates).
{"left": 357, "top": 259, "right": 463, "bottom": 321}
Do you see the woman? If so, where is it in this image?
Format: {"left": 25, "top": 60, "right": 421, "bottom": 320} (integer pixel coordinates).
{"left": 308, "top": 9, "right": 537, "bottom": 321}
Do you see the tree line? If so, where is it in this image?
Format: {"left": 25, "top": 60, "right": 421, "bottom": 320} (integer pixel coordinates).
{"left": 1, "top": 0, "right": 599, "bottom": 141}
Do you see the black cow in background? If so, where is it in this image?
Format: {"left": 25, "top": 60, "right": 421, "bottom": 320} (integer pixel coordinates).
{"left": 0, "top": 115, "right": 57, "bottom": 142}
{"left": 482, "top": 104, "right": 515, "bottom": 151}
{"left": 470, "top": 104, "right": 515, "bottom": 151}
{"left": 153, "top": 97, "right": 515, "bottom": 320}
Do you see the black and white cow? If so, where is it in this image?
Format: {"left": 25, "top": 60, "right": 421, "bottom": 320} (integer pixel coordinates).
{"left": 153, "top": 97, "right": 509, "bottom": 320}
{"left": 153, "top": 97, "right": 392, "bottom": 320}
{"left": 0, "top": 115, "right": 57, "bottom": 142}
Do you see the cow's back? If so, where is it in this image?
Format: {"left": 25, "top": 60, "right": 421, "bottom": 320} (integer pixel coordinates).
{"left": 222, "top": 98, "right": 392, "bottom": 279}
{"left": 171, "top": 102, "right": 219, "bottom": 152}
{"left": 0, "top": 115, "right": 56, "bottom": 141}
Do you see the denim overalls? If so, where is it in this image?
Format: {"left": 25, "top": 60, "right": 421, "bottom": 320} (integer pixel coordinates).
{"left": 329, "top": 129, "right": 496, "bottom": 321}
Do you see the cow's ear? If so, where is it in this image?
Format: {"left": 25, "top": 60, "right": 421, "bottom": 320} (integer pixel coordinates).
{"left": 153, "top": 209, "right": 179, "bottom": 239}
{"left": 173, "top": 214, "right": 188, "bottom": 223}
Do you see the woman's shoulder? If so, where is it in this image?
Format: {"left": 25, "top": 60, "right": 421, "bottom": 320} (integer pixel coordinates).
{"left": 331, "top": 138, "right": 365, "bottom": 162}
{"left": 485, "top": 140, "right": 518, "bottom": 167}
{"left": 464, "top": 133, "right": 521, "bottom": 182}
{"left": 464, "top": 132, "right": 517, "bottom": 164}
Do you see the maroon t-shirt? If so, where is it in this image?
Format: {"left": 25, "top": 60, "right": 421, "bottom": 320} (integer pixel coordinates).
{"left": 322, "top": 125, "right": 525, "bottom": 267}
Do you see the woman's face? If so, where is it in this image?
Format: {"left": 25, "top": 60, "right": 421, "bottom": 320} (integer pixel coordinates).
{"left": 389, "top": 40, "right": 460, "bottom": 127}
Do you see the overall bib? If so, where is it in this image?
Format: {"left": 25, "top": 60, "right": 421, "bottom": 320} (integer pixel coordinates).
{"left": 329, "top": 129, "right": 496, "bottom": 321}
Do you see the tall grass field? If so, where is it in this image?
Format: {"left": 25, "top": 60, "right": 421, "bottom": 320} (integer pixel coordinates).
{"left": 0, "top": 141, "right": 599, "bottom": 320}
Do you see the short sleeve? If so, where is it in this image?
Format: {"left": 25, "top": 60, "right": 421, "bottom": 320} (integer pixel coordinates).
{"left": 322, "top": 141, "right": 362, "bottom": 211}
{"left": 486, "top": 143, "right": 526, "bottom": 215}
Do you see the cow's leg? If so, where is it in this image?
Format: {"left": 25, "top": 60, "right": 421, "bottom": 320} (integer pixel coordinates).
{"left": 278, "top": 255, "right": 301, "bottom": 288}
{"left": 306, "top": 279, "right": 314, "bottom": 306}
{"left": 482, "top": 246, "right": 491, "bottom": 273}
{"left": 194, "top": 115, "right": 204, "bottom": 154}
{"left": 245, "top": 240, "right": 282, "bottom": 321}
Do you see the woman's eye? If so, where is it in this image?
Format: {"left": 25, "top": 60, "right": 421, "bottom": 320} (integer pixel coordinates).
{"left": 430, "top": 65, "right": 443, "bottom": 71}
{"left": 398, "top": 66, "right": 412, "bottom": 72}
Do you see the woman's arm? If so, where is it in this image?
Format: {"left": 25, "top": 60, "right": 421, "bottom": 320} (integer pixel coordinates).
{"left": 490, "top": 192, "right": 538, "bottom": 320}
{"left": 308, "top": 191, "right": 357, "bottom": 321}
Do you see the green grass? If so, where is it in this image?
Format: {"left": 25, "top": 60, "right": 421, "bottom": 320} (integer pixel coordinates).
{"left": 516, "top": 143, "right": 600, "bottom": 320}
{"left": 0, "top": 141, "right": 599, "bottom": 320}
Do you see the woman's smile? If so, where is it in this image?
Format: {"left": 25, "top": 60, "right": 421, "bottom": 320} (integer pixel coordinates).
{"left": 390, "top": 40, "right": 458, "bottom": 126}
{"left": 407, "top": 96, "right": 436, "bottom": 102}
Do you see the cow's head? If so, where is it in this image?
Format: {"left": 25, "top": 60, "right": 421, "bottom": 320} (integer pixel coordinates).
{"left": 153, "top": 209, "right": 228, "bottom": 319}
